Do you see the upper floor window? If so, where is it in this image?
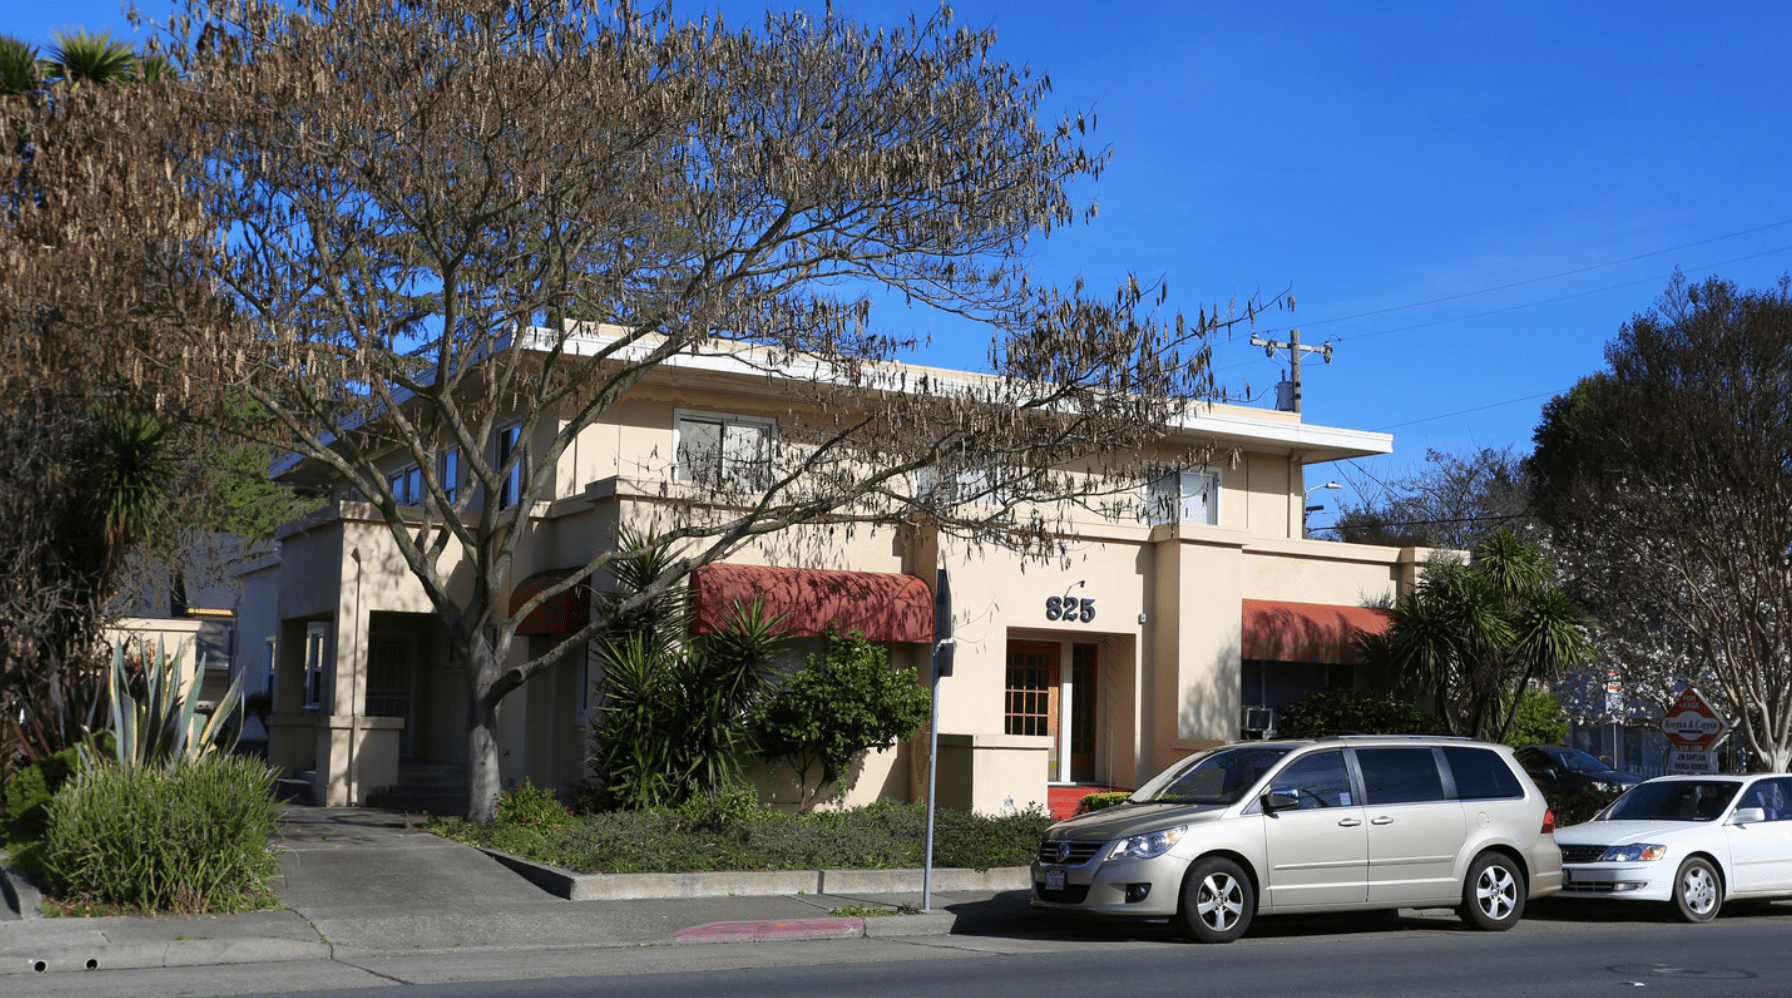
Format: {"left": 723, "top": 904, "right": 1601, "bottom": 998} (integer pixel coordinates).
{"left": 497, "top": 424, "right": 524, "bottom": 509}
{"left": 676, "top": 412, "right": 773, "bottom": 487}
{"left": 387, "top": 465, "right": 423, "bottom": 506}
{"left": 1144, "top": 468, "right": 1220, "bottom": 526}
{"left": 440, "top": 446, "right": 459, "bottom": 505}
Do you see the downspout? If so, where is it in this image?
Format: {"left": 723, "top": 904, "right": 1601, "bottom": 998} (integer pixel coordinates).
{"left": 349, "top": 547, "right": 363, "bottom": 806}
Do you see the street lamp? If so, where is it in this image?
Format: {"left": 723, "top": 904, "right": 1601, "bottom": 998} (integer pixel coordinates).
{"left": 1303, "top": 481, "right": 1342, "bottom": 537}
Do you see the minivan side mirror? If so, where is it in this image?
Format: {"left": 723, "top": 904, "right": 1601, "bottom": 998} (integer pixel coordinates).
{"left": 1731, "top": 807, "right": 1767, "bottom": 825}
{"left": 1263, "top": 790, "right": 1301, "bottom": 814}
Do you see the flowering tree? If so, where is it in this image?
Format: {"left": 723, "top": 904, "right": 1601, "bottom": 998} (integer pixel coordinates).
{"left": 1533, "top": 274, "right": 1792, "bottom": 772}
{"left": 119, "top": 0, "right": 1279, "bottom": 821}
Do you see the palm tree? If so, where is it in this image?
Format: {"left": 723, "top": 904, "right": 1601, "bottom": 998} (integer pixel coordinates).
{"left": 1370, "top": 529, "right": 1592, "bottom": 742}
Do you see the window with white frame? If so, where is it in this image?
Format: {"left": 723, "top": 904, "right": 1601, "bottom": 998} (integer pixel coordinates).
{"left": 675, "top": 412, "right": 773, "bottom": 487}
{"left": 302, "top": 622, "right": 331, "bottom": 710}
{"left": 497, "top": 424, "right": 524, "bottom": 509}
{"left": 1143, "top": 468, "right": 1220, "bottom": 526}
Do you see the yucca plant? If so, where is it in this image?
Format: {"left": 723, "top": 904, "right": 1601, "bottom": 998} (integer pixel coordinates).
{"left": 82, "top": 641, "right": 243, "bottom": 770}
{"left": 43, "top": 29, "right": 137, "bottom": 90}
{"left": 0, "top": 35, "right": 41, "bottom": 95}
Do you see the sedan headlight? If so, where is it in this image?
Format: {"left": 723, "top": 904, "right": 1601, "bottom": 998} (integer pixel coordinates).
{"left": 1109, "top": 825, "right": 1187, "bottom": 861}
{"left": 1599, "top": 844, "right": 1667, "bottom": 862}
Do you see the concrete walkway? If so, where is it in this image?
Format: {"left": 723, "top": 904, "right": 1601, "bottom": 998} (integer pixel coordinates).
{"left": 0, "top": 806, "right": 1020, "bottom": 977}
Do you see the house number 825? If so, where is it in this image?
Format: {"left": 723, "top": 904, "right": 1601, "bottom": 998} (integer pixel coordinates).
{"left": 1046, "top": 596, "right": 1096, "bottom": 623}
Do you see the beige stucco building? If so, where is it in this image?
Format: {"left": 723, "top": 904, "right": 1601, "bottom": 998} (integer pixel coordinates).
{"left": 237, "top": 338, "right": 1435, "bottom": 813}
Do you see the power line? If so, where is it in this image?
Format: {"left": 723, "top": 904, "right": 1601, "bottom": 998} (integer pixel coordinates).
{"left": 1217, "top": 236, "right": 1792, "bottom": 375}
{"left": 1333, "top": 243, "right": 1792, "bottom": 347}
{"left": 1372, "top": 389, "right": 1567, "bottom": 431}
{"left": 1286, "top": 217, "right": 1792, "bottom": 331}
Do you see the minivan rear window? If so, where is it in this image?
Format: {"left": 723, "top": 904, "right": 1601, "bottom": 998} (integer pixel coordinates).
{"left": 1443, "top": 746, "right": 1524, "bottom": 800}
{"left": 1356, "top": 747, "right": 1446, "bottom": 804}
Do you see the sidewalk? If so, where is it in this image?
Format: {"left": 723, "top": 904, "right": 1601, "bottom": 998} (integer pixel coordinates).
{"left": 0, "top": 805, "right": 1032, "bottom": 977}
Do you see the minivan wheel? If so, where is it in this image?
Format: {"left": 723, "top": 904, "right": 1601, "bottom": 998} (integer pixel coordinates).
{"left": 1179, "top": 857, "right": 1255, "bottom": 944}
{"left": 1458, "top": 852, "right": 1525, "bottom": 931}
{"left": 1672, "top": 857, "right": 1722, "bottom": 923}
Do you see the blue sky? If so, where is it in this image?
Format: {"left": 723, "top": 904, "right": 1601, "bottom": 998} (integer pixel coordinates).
{"left": 12, "top": 1, "right": 1792, "bottom": 528}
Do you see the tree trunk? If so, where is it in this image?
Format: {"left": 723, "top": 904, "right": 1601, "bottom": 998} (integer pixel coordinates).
{"left": 466, "top": 692, "right": 502, "bottom": 823}
{"left": 463, "top": 634, "right": 503, "bottom": 823}
{"left": 1758, "top": 740, "right": 1791, "bottom": 774}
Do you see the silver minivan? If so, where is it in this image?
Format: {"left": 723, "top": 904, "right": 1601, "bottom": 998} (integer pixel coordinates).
{"left": 1032, "top": 735, "right": 1562, "bottom": 942}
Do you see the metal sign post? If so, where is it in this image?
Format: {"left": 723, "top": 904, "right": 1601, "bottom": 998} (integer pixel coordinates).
{"left": 922, "top": 568, "right": 953, "bottom": 912}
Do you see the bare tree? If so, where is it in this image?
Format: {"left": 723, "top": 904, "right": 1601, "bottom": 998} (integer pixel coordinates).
{"left": 1327, "top": 446, "right": 1536, "bottom": 551}
{"left": 1532, "top": 274, "right": 1792, "bottom": 772}
{"left": 152, "top": 0, "right": 1277, "bottom": 821}
{"left": 0, "top": 31, "right": 235, "bottom": 780}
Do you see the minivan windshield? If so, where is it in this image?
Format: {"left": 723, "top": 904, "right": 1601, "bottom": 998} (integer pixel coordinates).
{"left": 1602, "top": 780, "right": 1740, "bottom": 822}
{"left": 1134, "top": 745, "right": 1293, "bottom": 806}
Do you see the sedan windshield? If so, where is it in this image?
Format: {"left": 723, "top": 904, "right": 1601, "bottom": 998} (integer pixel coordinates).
{"left": 1553, "top": 749, "right": 1613, "bottom": 774}
{"left": 1135, "top": 746, "right": 1293, "bottom": 805}
{"left": 1603, "top": 781, "right": 1741, "bottom": 822}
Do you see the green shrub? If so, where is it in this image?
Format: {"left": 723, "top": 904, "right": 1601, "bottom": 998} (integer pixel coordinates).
{"left": 37, "top": 754, "right": 281, "bottom": 912}
{"left": 1075, "top": 791, "right": 1132, "bottom": 815}
{"left": 1276, "top": 688, "right": 1443, "bottom": 737}
{"left": 674, "top": 781, "right": 772, "bottom": 830}
{"left": 3, "top": 746, "right": 82, "bottom": 843}
{"left": 495, "top": 780, "right": 574, "bottom": 828}
{"left": 1501, "top": 690, "right": 1570, "bottom": 746}
{"left": 749, "top": 631, "right": 932, "bottom": 811}
{"left": 433, "top": 800, "right": 1050, "bottom": 874}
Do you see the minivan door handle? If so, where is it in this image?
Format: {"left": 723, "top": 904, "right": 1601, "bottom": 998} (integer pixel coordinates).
{"left": 1370, "top": 816, "right": 1394, "bottom": 825}
{"left": 1336, "top": 817, "right": 1362, "bottom": 827}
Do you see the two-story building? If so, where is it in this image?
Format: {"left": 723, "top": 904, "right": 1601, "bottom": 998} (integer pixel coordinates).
{"left": 236, "top": 331, "right": 1436, "bottom": 813}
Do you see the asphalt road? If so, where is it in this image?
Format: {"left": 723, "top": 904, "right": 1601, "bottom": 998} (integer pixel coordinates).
{"left": 11, "top": 898, "right": 1792, "bottom": 998}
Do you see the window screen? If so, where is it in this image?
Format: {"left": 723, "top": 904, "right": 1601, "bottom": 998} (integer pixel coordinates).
{"left": 1356, "top": 747, "right": 1445, "bottom": 804}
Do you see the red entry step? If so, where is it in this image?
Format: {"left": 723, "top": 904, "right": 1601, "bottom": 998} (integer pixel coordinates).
{"left": 1047, "top": 785, "right": 1132, "bottom": 821}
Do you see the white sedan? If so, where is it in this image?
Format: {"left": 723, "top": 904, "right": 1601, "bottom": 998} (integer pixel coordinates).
{"left": 1555, "top": 774, "right": 1792, "bottom": 921}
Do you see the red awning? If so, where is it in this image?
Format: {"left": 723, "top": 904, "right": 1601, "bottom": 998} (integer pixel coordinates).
{"left": 691, "top": 564, "right": 934, "bottom": 644}
{"left": 1241, "top": 599, "right": 1393, "bottom": 665}
{"left": 510, "top": 568, "right": 593, "bottom": 635}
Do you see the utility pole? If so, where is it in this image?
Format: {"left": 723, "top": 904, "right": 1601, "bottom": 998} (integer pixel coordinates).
{"left": 1249, "top": 329, "right": 1333, "bottom": 414}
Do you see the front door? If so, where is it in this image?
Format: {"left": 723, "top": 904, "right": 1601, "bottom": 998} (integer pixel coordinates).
{"left": 365, "top": 633, "right": 417, "bottom": 759}
{"left": 1729, "top": 777, "right": 1792, "bottom": 893}
{"left": 1005, "top": 641, "right": 1059, "bottom": 777}
{"left": 1260, "top": 749, "right": 1368, "bottom": 908}
{"left": 1068, "top": 643, "right": 1099, "bottom": 783}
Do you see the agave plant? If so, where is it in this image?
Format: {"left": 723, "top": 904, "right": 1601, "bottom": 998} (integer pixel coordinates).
{"left": 82, "top": 641, "right": 244, "bottom": 769}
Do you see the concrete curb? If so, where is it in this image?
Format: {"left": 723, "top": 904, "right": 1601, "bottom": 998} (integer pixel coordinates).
{"left": 4, "top": 938, "right": 332, "bottom": 977}
{"left": 0, "top": 866, "right": 43, "bottom": 921}
{"left": 670, "top": 911, "right": 958, "bottom": 944}
{"left": 477, "top": 848, "right": 1030, "bottom": 901}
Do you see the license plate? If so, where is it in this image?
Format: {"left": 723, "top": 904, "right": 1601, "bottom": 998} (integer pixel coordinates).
{"left": 1045, "top": 869, "right": 1066, "bottom": 891}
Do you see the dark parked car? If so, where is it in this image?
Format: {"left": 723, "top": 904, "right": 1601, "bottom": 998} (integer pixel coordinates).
{"left": 1515, "top": 745, "right": 1643, "bottom": 795}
